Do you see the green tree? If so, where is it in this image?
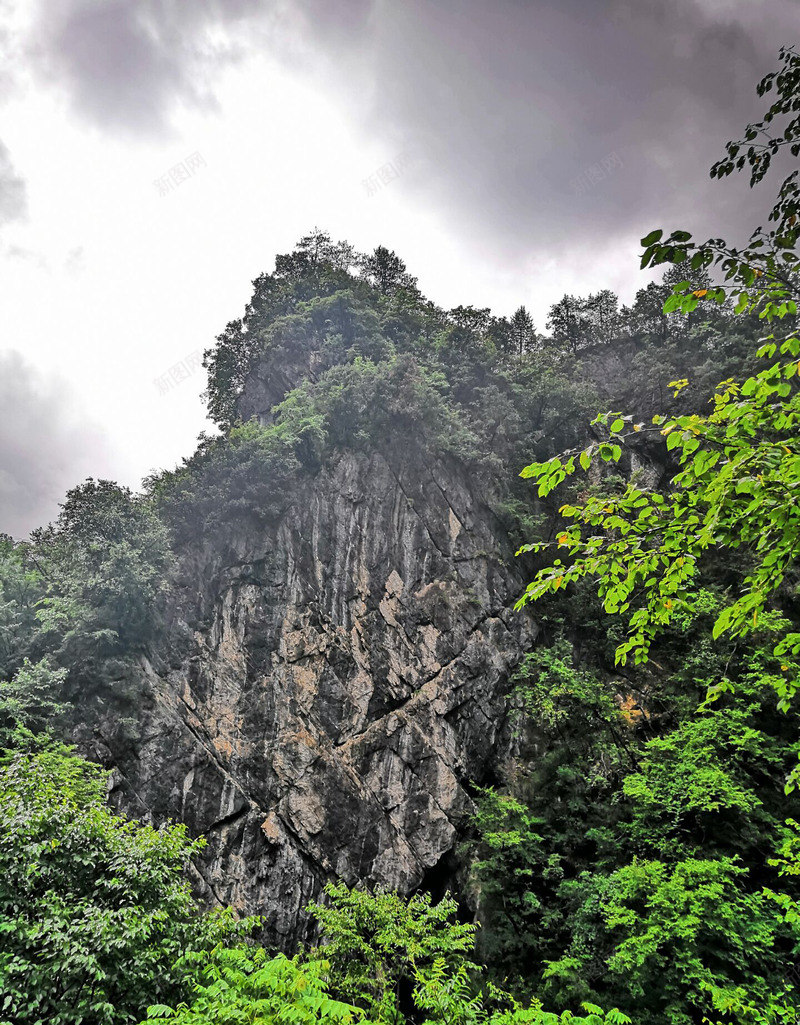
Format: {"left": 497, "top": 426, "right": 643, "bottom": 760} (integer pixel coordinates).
{"left": 0, "top": 533, "right": 43, "bottom": 679}
{"left": 145, "top": 420, "right": 304, "bottom": 548}
{"left": 583, "top": 290, "right": 621, "bottom": 345}
{"left": 307, "top": 883, "right": 476, "bottom": 1023}
{"left": 545, "top": 856, "right": 780, "bottom": 1025}
{"left": 142, "top": 950, "right": 362, "bottom": 1025}
{"left": 203, "top": 232, "right": 363, "bottom": 429}
{"left": 509, "top": 307, "right": 537, "bottom": 359}
{"left": 359, "top": 245, "right": 418, "bottom": 297}
{"left": 622, "top": 281, "right": 673, "bottom": 342}
{"left": 0, "top": 657, "right": 68, "bottom": 750}
{"left": 546, "top": 296, "right": 588, "bottom": 354}
{"left": 619, "top": 683, "right": 796, "bottom": 861}
{"left": 0, "top": 745, "right": 249, "bottom": 1025}
{"left": 502, "top": 44, "right": 800, "bottom": 1024}
{"left": 29, "top": 480, "right": 173, "bottom": 671}
{"left": 468, "top": 641, "right": 634, "bottom": 988}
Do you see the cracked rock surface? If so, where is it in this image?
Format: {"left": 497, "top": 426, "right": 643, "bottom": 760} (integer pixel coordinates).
{"left": 87, "top": 445, "right": 536, "bottom": 944}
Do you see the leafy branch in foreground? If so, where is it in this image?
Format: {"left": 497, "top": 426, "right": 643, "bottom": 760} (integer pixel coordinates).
{"left": 516, "top": 43, "right": 800, "bottom": 710}
{"left": 639, "top": 46, "right": 799, "bottom": 327}
{"left": 516, "top": 330, "right": 800, "bottom": 691}
{"left": 142, "top": 950, "right": 362, "bottom": 1025}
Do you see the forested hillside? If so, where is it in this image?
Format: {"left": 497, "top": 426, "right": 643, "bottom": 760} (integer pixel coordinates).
{"left": 1, "top": 43, "right": 800, "bottom": 1025}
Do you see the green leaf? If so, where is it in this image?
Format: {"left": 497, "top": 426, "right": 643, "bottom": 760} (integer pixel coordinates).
{"left": 640, "top": 229, "right": 664, "bottom": 246}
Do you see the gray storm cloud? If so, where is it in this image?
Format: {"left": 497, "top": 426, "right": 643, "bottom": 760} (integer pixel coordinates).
{"left": 1, "top": 0, "right": 795, "bottom": 537}
{"left": 317, "top": 0, "right": 799, "bottom": 260}
{"left": 27, "top": 0, "right": 273, "bottom": 136}
{"left": 20, "top": 0, "right": 799, "bottom": 264}
{"left": 0, "top": 139, "right": 26, "bottom": 225}
{"left": 0, "top": 352, "right": 115, "bottom": 539}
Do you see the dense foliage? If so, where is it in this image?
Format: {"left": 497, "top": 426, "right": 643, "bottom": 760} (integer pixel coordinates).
{"left": 492, "top": 40, "right": 800, "bottom": 1025}
{"left": 467, "top": 601, "right": 800, "bottom": 1024}
{"left": 0, "top": 724, "right": 251, "bottom": 1023}
{"left": 306, "top": 883, "right": 477, "bottom": 1021}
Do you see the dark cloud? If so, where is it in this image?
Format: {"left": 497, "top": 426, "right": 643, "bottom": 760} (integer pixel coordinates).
{"left": 0, "top": 139, "right": 27, "bottom": 225}
{"left": 0, "top": 0, "right": 24, "bottom": 101}
{"left": 25, "top": 0, "right": 372, "bottom": 135}
{"left": 315, "top": 0, "right": 800, "bottom": 267}
{"left": 21, "top": 0, "right": 800, "bottom": 291}
{"left": 0, "top": 351, "right": 114, "bottom": 538}
{"left": 28, "top": 0, "right": 270, "bottom": 136}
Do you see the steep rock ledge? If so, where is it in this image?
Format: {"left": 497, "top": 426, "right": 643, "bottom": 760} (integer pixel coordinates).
{"left": 86, "top": 446, "right": 536, "bottom": 943}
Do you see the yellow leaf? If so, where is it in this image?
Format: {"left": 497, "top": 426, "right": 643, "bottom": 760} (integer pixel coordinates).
{"left": 692, "top": 289, "right": 708, "bottom": 298}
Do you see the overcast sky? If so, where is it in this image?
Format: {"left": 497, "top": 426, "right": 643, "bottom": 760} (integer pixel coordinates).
{"left": 1, "top": 0, "right": 797, "bottom": 537}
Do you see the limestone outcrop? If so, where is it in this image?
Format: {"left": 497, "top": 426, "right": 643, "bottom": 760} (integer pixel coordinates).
{"left": 83, "top": 426, "right": 535, "bottom": 943}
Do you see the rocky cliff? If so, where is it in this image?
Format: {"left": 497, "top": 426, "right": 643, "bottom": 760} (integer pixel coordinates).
{"left": 86, "top": 440, "right": 536, "bottom": 943}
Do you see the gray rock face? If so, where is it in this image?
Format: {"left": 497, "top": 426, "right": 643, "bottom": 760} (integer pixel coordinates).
{"left": 98, "top": 445, "right": 535, "bottom": 943}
